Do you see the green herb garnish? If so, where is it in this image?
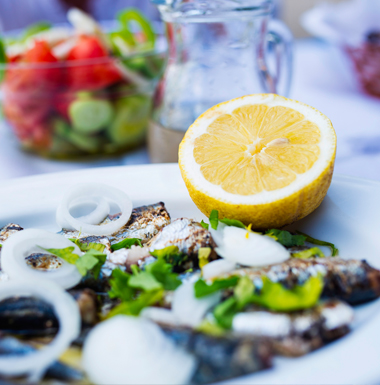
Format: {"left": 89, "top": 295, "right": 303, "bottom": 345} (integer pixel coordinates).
{"left": 219, "top": 218, "right": 246, "bottom": 229}
{"left": 42, "top": 246, "right": 106, "bottom": 278}
{"left": 23, "top": 21, "right": 52, "bottom": 40}
{"left": 209, "top": 210, "right": 219, "bottom": 230}
{"left": 198, "top": 247, "right": 211, "bottom": 270}
{"left": 296, "top": 231, "right": 339, "bottom": 256}
{"left": 0, "top": 38, "right": 7, "bottom": 83}
{"left": 292, "top": 247, "right": 324, "bottom": 259}
{"left": 150, "top": 245, "right": 187, "bottom": 267}
{"left": 111, "top": 238, "right": 142, "bottom": 251}
{"left": 69, "top": 238, "right": 106, "bottom": 253}
{"left": 200, "top": 220, "right": 209, "bottom": 230}
{"left": 265, "top": 229, "right": 306, "bottom": 247}
{"left": 194, "top": 276, "right": 239, "bottom": 298}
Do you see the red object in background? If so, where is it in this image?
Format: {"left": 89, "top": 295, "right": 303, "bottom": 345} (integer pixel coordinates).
{"left": 66, "top": 35, "right": 123, "bottom": 91}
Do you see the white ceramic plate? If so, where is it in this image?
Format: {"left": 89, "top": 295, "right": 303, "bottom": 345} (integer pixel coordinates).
{"left": 1, "top": 164, "right": 380, "bottom": 385}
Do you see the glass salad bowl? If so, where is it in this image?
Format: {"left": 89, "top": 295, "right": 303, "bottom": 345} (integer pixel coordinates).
{"left": 0, "top": 8, "right": 166, "bottom": 159}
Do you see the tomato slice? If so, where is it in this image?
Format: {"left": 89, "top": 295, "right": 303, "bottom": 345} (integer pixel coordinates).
{"left": 66, "top": 35, "right": 122, "bottom": 91}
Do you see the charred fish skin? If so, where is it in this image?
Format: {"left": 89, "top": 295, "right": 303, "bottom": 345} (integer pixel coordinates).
{"left": 160, "top": 325, "right": 272, "bottom": 385}
{"left": 148, "top": 218, "right": 217, "bottom": 271}
{"left": 234, "top": 300, "right": 353, "bottom": 357}
{"left": 230, "top": 257, "right": 380, "bottom": 305}
{"left": 0, "top": 337, "right": 84, "bottom": 382}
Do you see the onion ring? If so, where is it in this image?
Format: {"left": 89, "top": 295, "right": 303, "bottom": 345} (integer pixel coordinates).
{"left": 0, "top": 279, "right": 80, "bottom": 381}
{"left": 57, "top": 183, "right": 133, "bottom": 236}
{"left": 1, "top": 229, "right": 82, "bottom": 289}
{"left": 56, "top": 196, "right": 110, "bottom": 230}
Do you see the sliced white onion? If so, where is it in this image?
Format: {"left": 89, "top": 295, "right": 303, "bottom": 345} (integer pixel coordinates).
{"left": 211, "top": 226, "right": 290, "bottom": 267}
{"left": 0, "top": 279, "right": 80, "bottom": 381}
{"left": 202, "top": 259, "right": 237, "bottom": 280}
{"left": 56, "top": 196, "right": 110, "bottom": 230}
{"left": 57, "top": 183, "right": 132, "bottom": 236}
{"left": 172, "top": 281, "right": 221, "bottom": 328}
{"left": 82, "top": 316, "right": 196, "bottom": 385}
{"left": 1, "top": 229, "right": 82, "bottom": 289}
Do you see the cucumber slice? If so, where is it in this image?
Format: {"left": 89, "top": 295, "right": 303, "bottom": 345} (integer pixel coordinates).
{"left": 69, "top": 98, "right": 114, "bottom": 134}
{"left": 107, "top": 95, "right": 151, "bottom": 146}
{"left": 53, "top": 118, "right": 101, "bottom": 153}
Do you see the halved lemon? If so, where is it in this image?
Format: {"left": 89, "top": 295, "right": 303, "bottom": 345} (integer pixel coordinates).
{"left": 179, "top": 94, "right": 336, "bottom": 229}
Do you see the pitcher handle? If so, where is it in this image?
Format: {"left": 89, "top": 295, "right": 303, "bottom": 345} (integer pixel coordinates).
{"left": 259, "top": 19, "right": 293, "bottom": 96}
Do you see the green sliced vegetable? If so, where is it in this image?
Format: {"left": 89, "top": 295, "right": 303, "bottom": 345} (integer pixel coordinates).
{"left": 198, "top": 247, "right": 211, "bottom": 270}
{"left": 209, "top": 210, "right": 219, "bottom": 230}
{"left": 292, "top": 247, "right": 324, "bottom": 259}
{"left": 111, "top": 238, "right": 142, "bottom": 251}
{"left": 296, "top": 231, "right": 339, "bottom": 256}
{"left": 194, "top": 276, "right": 239, "bottom": 298}
{"left": 117, "top": 8, "right": 156, "bottom": 50}
{"left": 107, "top": 95, "right": 151, "bottom": 146}
{"left": 69, "top": 98, "right": 114, "bottom": 134}
{"left": 23, "top": 21, "right": 52, "bottom": 40}
{"left": 200, "top": 220, "right": 209, "bottom": 230}
{"left": 265, "top": 229, "right": 306, "bottom": 247}
{"left": 0, "top": 37, "right": 7, "bottom": 83}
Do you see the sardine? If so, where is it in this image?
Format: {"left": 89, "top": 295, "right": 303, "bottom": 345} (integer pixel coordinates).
{"left": 233, "top": 299, "right": 354, "bottom": 357}
{"left": 148, "top": 218, "right": 217, "bottom": 271}
{"left": 228, "top": 257, "right": 380, "bottom": 304}
{"left": 0, "top": 336, "right": 84, "bottom": 382}
{"left": 160, "top": 325, "right": 272, "bottom": 385}
{"left": 0, "top": 223, "right": 23, "bottom": 244}
{"left": 0, "top": 289, "right": 98, "bottom": 337}
{"left": 60, "top": 202, "right": 171, "bottom": 246}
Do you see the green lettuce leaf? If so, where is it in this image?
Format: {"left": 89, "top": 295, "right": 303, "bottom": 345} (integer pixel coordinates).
{"left": 296, "top": 231, "right": 339, "bottom": 256}
{"left": 194, "top": 276, "right": 239, "bottom": 298}
{"left": 292, "top": 247, "right": 324, "bottom": 259}
{"left": 111, "top": 238, "right": 142, "bottom": 251}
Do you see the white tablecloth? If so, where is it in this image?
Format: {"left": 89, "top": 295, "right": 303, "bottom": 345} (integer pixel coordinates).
{"left": 1, "top": 39, "right": 379, "bottom": 181}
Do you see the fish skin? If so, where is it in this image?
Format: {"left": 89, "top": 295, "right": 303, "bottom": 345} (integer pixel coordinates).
{"left": 26, "top": 253, "right": 63, "bottom": 270}
{"left": 234, "top": 299, "right": 354, "bottom": 357}
{"left": 228, "top": 257, "right": 380, "bottom": 305}
{"left": 160, "top": 325, "right": 272, "bottom": 385}
{"left": 0, "top": 223, "right": 23, "bottom": 244}
{"left": 148, "top": 218, "right": 217, "bottom": 271}
{"left": 0, "top": 337, "right": 84, "bottom": 382}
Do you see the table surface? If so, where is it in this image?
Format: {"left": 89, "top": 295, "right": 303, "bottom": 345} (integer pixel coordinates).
{"left": 1, "top": 39, "right": 380, "bottom": 182}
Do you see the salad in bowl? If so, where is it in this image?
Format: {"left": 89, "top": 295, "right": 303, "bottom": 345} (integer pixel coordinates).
{"left": 0, "top": 8, "right": 166, "bottom": 158}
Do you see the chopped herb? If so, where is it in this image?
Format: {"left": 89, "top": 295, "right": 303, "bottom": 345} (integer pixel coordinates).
{"left": 150, "top": 245, "right": 186, "bottom": 267}
{"left": 265, "top": 229, "right": 306, "bottom": 247}
{"left": 296, "top": 231, "right": 339, "bottom": 256}
{"left": 200, "top": 220, "right": 209, "bottom": 230}
{"left": 129, "top": 271, "right": 162, "bottom": 291}
{"left": 194, "top": 276, "right": 239, "bottom": 298}
{"left": 69, "top": 238, "right": 106, "bottom": 253}
{"left": 145, "top": 257, "right": 182, "bottom": 291}
{"left": 234, "top": 276, "right": 254, "bottom": 309}
{"left": 42, "top": 246, "right": 106, "bottom": 278}
{"left": 108, "top": 269, "right": 134, "bottom": 302}
{"left": 220, "top": 218, "right": 246, "bottom": 229}
{"left": 111, "top": 238, "right": 142, "bottom": 251}
{"left": 198, "top": 247, "right": 211, "bottom": 270}
{"left": 197, "top": 320, "right": 226, "bottom": 337}
{"left": 213, "top": 297, "right": 239, "bottom": 329}
{"left": 108, "top": 289, "right": 164, "bottom": 318}
{"left": 209, "top": 210, "right": 219, "bottom": 230}
{"left": 292, "top": 247, "right": 324, "bottom": 259}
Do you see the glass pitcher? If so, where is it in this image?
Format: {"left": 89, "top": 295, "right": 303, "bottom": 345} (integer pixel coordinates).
{"left": 148, "top": 0, "right": 293, "bottom": 163}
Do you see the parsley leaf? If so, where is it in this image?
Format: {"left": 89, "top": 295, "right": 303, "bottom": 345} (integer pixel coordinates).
{"left": 150, "top": 246, "right": 187, "bottom": 267}
{"left": 209, "top": 210, "right": 219, "bottom": 230}
{"left": 145, "top": 258, "right": 182, "bottom": 291}
{"left": 194, "top": 276, "right": 239, "bottom": 298}
{"left": 292, "top": 247, "right": 324, "bottom": 259}
{"left": 111, "top": 238, "right": 142, "bottom": 251}
{"left": 200, "top": 220, "right": 209, "bottom": 230}
{"left": 129, "top": 271, "right": 162, "bottom": 291}
{"left": 69, "top": 238, "right": 106, "bottom": 253}
{"left": 108, "top": 269, "right": 135, "bottom": 302}
{"left": 265, "top": 229, "right": 306, "bottom": 247}
{"left": 43, "top": 246, "right": 79, "bottom": 264}
{"left": 213, "top": 297, "right": 239, "bottom": 329}
{"left": 296, "top": 231, "right": 339, "bottom": 256}
{"left": 219, "top": 218, "right": 246, "bottom": 229}
{"left": 83, "top": 249, "right": 107, "bottom": 279}
{"left": 75, "top": 253, "right": 98, "bottom": 277}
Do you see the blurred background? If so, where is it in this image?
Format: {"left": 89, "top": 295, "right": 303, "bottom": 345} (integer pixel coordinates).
{"left": 0, "top": 0, "right": 379, "bottom": 182}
